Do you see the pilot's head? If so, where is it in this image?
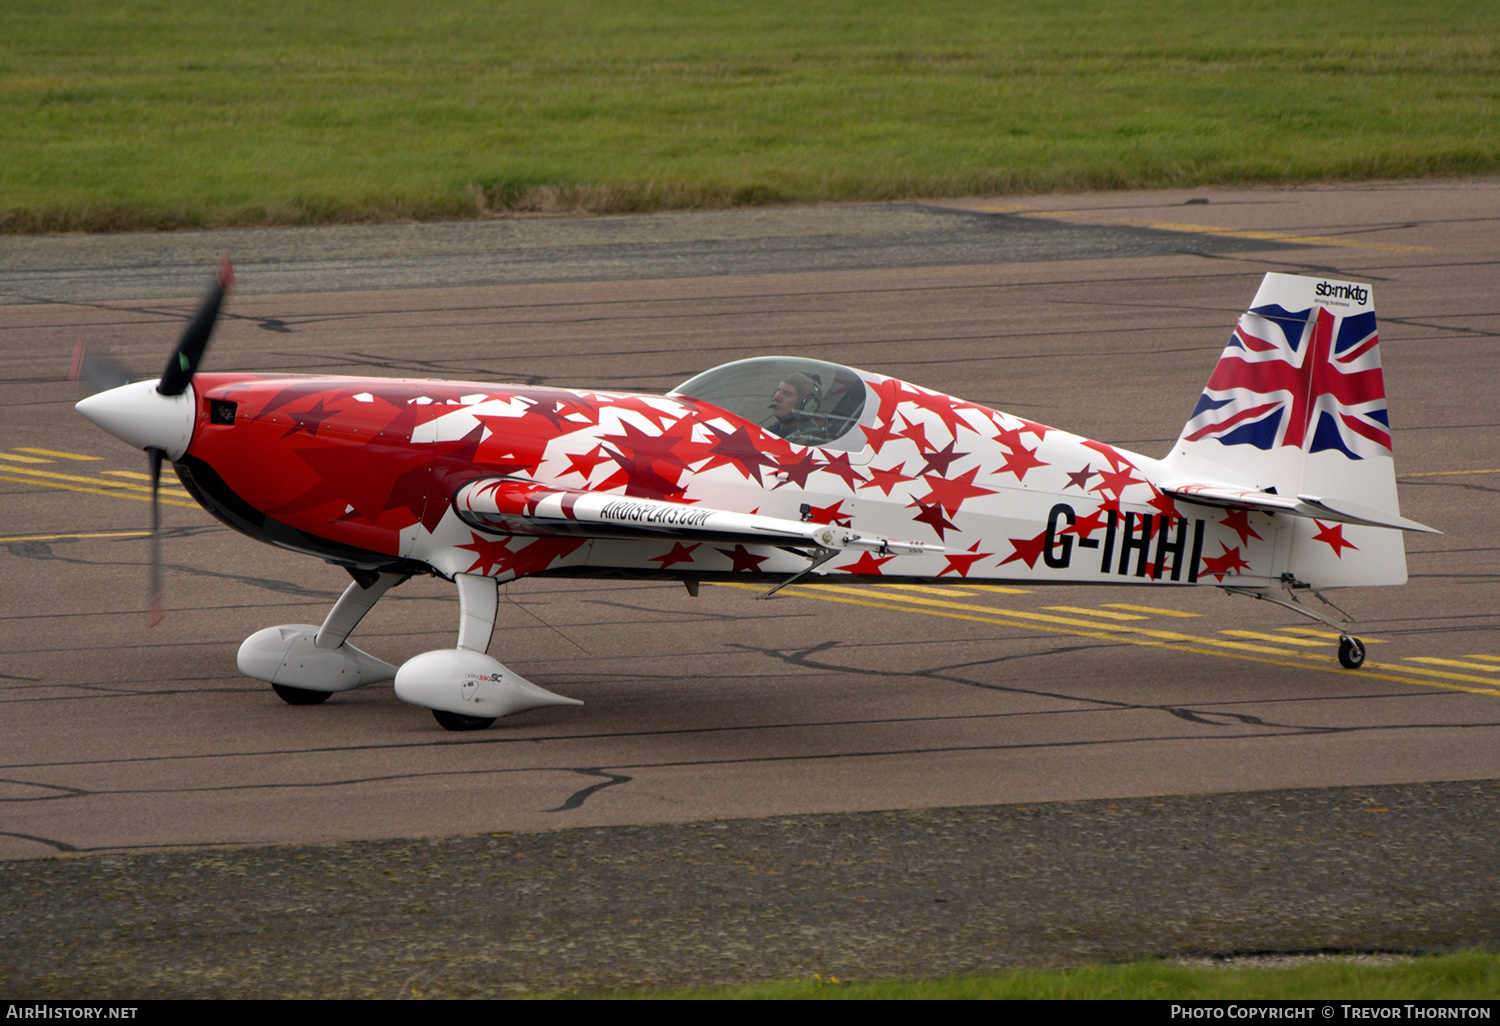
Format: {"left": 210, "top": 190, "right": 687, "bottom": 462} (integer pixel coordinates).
{"left": 770, "top": 372, "right": 816, "bottom": 422}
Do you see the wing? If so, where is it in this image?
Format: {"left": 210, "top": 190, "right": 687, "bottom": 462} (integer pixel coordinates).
{"left": 453, "top": 477, "right": 941, "bottom": 554}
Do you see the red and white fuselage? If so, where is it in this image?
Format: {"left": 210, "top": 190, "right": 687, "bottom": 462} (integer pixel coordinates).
{"left": 76, "top": 273, "right": 1432, "bottom": 727}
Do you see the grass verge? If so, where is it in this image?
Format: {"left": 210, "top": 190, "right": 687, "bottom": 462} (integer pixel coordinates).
{"left": 4, "top": 1, "right": 1498, "bottom": 232}
{"left": 597, "top": 951, "right": 1500, "bottom": 1000}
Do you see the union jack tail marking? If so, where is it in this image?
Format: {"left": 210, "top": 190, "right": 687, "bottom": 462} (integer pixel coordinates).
{"left": 1182, "top": 298, "right": 1390, "bottom": 460}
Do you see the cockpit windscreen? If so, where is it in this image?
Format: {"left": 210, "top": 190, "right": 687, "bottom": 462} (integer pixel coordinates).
{"left": 670, "top": 357, "right": 868, "bottom": 450}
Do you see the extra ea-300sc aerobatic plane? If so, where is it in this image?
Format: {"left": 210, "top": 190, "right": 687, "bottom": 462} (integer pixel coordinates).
{"left": 75, "top": 265, "right": 1436, "bottom": 730}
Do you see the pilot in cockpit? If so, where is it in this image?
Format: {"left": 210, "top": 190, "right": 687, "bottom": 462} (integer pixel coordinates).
{"left": 765, "top": 372, "right": 823, "bottom": 441}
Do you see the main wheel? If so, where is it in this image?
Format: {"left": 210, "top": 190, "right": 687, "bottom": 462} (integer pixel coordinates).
{"left": 272, "top": 683, "right": 333, "bottom": 705}
{"left": 1338, "top": 636, "right": 1366, "bottom": 670}
{"left": 433, "top": 709, "right": 497, "bottom": 731}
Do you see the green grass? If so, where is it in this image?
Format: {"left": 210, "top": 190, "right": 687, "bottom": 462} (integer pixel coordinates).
{"left": 3, "top": 0, "right": 1498, "bottom": 231}
{"left": 591, "top": 951, "right": 1500, "bottom": 999}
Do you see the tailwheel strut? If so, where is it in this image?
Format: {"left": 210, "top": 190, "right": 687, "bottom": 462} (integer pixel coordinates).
{"left": 1223, "top": 583, "right": 1367, "bottom": 671}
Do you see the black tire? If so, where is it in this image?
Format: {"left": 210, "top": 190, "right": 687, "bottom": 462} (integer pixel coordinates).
{"left": 1338, "top": 636, "right": 1366, "bottom": 670}
{"left": 433, "top": 709, "right": 496, "bottom": 731}
{"left": 272, "top": 683, "right": 333, "bottom": 705}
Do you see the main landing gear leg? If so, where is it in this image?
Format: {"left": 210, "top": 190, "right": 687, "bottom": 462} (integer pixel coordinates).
{"left": 1222, "top": 584, "right": 1366, "bottom": 670}
{"left": 238, "top": 570, "right": 407, "bottom": 703}
{"left": 455, "top": 571, "right": 497, "bottom": 655}
{"left": 429, "top": 574, "right": 502, "bottom": 731}
{"left": 316, "top": 571, "right": 409, "bottom": 650}
{"left": 393, "top": 573, "right": 582, "bottom": 731}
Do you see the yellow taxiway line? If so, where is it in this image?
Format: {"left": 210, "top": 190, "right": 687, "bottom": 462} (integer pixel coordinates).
{"left": 969, "top": 206, "right": 1434, "bottom": 254}
{"left": 0, "top": 530, "right": 153, "bottom": 544}
{"left": 0, "top": 465, "right": 198, "bottom": 507}
{"left": 710, "top": 581, "right": 1500, "bottom": 698}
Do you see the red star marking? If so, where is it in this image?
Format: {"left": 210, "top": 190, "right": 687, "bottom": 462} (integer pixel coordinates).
{"left": 1219, "top": 508, "right": 1263, "bottom": 547}
{"left": 861, "top": 417, "right": 899, "bottom": 452}
{"left": 859, "top": 465, "right": 911, "bottom": 496}
{"left": 561, "top": 445, "right": 612, "bottom": 481}
{"left": 593, "top": 465, "right": 685, "bottom": 502}
{"left": 600, "top": 419, "right": 692, "bottom": 476}
{"left": 992, "top": 423, "right": 1027, "bottom": 452}
{"left": 663, "top": 418, "right": 729, "bottom": 468}
{"left": 456, "top": 534, "right": 586, "bottom": 579}
{"left": 1064, "top": 464, "right": 1096, "bottom": 490}
{"left": 772, "top": 452, "right": 821, "bottom": 489}
{"left": 918, "top": 441, "right": 965, "bottom": 478}
{"left": 918, "top": 467, "right": 997, "bottom": 517}
{"left": 698, "top": 424, "right": 781, "bottom": 484}
{"left": 940, "top": 541, "right": 991, "bottom": 578}
{"left": 908, "top": 500, "right": 960, "bottom": 540}
{"left": 1311, "top": 520, "right": 1359, "bottom": 558}
{"left": 998, "top": 442, "right": 1048, "bottom": 482}
{"left": 281, "top": 397, "right": 338, "bottom": 439}
{"left": 716, "top": 545, "right": 770, "bottom": 573}
{"left": 896, "top": 415, "right": 933, "bottom": 453}
{"left": 457, "top": 532, "right": 517, "bottom": 576}
{"left": 999, "top": 530, "right": 1049, "bottom": 570}
{"left": 520, "top": 393, "right": 597, "bottom": 434}
{"left": 1017, "top": 418, "right": 1050, "bottom": 443}
{"left": 1092, "top": 463, "right": 1145, "bottom": 499}
{"left": 843, "top": 551, "right": 896, "bottom": 575}
{"left": 594, "top": 420, "right": 696, "bottom": 499}
{"left": 816, "top": 451, "right": 867, "bottom": 490}
{"left": 905, "top": 388, "right": 970, "bottom": 441}
{"left": 801, "top": 500, "right": 850, "bottom": 527}
{"left": 1082, "top": 439, "right": 1132, "bottom": 471}
{"left": 1060, "top": 507, "right": 1109, "bottom": 540}
{"left": 256, "top": 381, "right": 336, "bottom": 418}
{"left": 649, "top": 542, "right": 701, "bottom": 569}
{"left": 1147, "top": 489, "right": 1181, "bottom": 522}
{"left": 1200, "top": 543, "right": 1252, "bottom": 582}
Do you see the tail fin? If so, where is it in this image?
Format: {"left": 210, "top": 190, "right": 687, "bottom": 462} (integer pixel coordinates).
{"left": 1160, "top": 273, "right": 1435, "bottom": 588}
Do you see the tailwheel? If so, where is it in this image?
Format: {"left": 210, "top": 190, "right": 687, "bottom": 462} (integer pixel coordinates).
{"left": 1338, "top": 635, "right": 1366, "bottom": 670}
{"left": 433, "top": 709, "right": 497, "bottom": 731}
{"left": 272, "top": 683, "right": 333, "bottom": 705}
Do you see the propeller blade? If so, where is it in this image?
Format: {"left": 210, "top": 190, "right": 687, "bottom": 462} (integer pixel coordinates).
{"left": 147, "top": 446, "right": 164, "bottom": 627}
{"left": 69, "top": 338, "right": 133, "bottom": 396}
{"left": 157, "top": 257, "right": 233, "bottom": 397}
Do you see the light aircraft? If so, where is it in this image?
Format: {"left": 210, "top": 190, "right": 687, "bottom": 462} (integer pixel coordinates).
{"left": 75, "top": 265, "right": 1436, "bottom": 730}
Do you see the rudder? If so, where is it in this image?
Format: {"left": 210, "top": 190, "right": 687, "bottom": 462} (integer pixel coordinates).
{"left": 1160, "top": 273, "right": 1431, "bottom": 588}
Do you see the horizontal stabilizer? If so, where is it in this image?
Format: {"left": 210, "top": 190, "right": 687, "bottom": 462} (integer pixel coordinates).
{"left": 454, "top": 477, "right": 941, "bottom": 554}
{"left": 1292, "top": 494, "right": 1439, "bottom": 534}
{"left": 1163, "top": 483, "right": 1439, "bottom": 534}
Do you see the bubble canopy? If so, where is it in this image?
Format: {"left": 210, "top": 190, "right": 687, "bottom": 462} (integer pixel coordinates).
{"left": 670, "top": 357, "right": 869, "bottom": 450}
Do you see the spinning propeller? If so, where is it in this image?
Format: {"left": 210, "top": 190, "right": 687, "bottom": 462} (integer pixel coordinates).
{"left": 74, "top": 259, "right": 234, "bottom": 625}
